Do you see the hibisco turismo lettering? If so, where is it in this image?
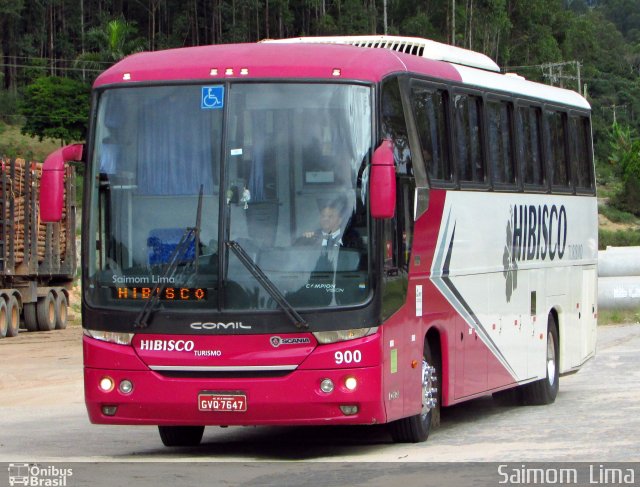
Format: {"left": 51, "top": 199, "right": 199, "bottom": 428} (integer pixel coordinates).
{"left": 139, "top": 339, "right": 195, "bottom": 352}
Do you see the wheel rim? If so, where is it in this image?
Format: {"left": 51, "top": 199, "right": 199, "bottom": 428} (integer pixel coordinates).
{"left": 421, "top": 359, "right": 437, "bottom": 420}
{"left": 48, "top": 300, "right": 55, "bottom": 324}
{"left": 547, "top": 332, "right": 556, "bottom": 387}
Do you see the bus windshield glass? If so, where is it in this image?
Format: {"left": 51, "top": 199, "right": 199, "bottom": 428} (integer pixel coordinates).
{"left": 86, "top": 83, "right": 372, "bottom": 312}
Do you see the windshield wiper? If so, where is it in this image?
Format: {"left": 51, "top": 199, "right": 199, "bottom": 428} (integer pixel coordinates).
{"left": 226, "top": 240, "right": 308, "bottom": 330}
{"left": 134, "top": 186, "right": 203, "bottom": 329}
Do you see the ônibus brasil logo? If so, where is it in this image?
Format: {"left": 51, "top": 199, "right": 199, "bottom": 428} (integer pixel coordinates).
{"left": 8, "top": 463, "right": 72, "bottom": 487}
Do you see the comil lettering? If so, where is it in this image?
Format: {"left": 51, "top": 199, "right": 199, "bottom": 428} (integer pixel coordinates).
{"left": 511, "top": 204, "right": 567, "bottom": 262}
{"left": 190, "top": 321, "right": 251, "bottom": 330}
{"left": 139, "top": 339, "right": 195, "bottom": 352}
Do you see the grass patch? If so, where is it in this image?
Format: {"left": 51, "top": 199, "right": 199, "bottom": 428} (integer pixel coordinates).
{"left": 599, "top": 228, "right": 640, "bottom": 249}
{"left": 598, "top": 204, "right": 640, "bottom": 225}
{"left": 0, "top": 122, "right": 60, "bottom": 161}
{"left": 598, "top": 308, "right": 640, "bottom": 325}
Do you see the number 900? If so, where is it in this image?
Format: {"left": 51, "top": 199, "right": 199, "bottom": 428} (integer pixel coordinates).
{"left": 334, "top": 350, "right": 362, "bottom": 365}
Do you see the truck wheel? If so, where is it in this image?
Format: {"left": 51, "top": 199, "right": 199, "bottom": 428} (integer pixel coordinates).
{"left": 6, "top": 295, "right": 20, "bottom": 337}
{"left": 24, "top": 303, "right": 38, "bottom": 332}
{"left": 158, "top": 426, "right": 205, "bottom": 447}
{"left": 0, "top": 299, "right": 7, "bottom": 338}
{"left": 55, "top": 293, "right": 68, "bottom": 329}
{"left": 37, "top": 292, "right": 56, "bottom": 331}
{"left": 389, "top": 341, "right": 439, "bottom": 443}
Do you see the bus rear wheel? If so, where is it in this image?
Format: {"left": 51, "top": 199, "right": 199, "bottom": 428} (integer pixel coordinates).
{"left": 522, "top": 315, "right": 559, "bottom": 405}
{"left": 158, "top": 426, "right": 205, "bottom": 447}
{"left": 389, "top": 343, "right": 439, "bottom": 443}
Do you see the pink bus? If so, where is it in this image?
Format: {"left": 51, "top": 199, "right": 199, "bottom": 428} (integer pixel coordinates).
{"left": 42, "top": 36, "right": 598, "bottom": 446}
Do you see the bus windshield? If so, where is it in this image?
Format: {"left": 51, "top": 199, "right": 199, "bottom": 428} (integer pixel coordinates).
{"left": 86, "top": 82, "right": 372, "bottom": 313}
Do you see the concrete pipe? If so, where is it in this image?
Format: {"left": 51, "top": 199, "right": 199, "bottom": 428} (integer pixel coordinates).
{"left": 598, "top": 276, "right": 640, "bottom": 309}
{"left": 598, "top": 246, "right": 640, "bottom": 278}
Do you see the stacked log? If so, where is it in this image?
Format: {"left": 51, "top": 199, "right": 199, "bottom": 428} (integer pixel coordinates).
{"left": 1, "top": 158, "right": 30, "bottom": 264}
{"left": 1, "top": 157, "right": 74, "bottom": 274}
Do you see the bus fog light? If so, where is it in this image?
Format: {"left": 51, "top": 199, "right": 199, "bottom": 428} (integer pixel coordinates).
{"left": 344, "top": 376, "right": 358, "bottom": 391}
{"left": 99, "top": 377, "right": 114, "bottom": 392}
{"left": 339, "top": 405, "right": 358, "bottom": 415}
{"left": 102, "top": 405, "right": 118, "bottom": 416}
{"left": 119, "top": 380, "right": 133, "bottom": 394}
{"left": 320, "top": 379, "right": 334, "bottom": 393}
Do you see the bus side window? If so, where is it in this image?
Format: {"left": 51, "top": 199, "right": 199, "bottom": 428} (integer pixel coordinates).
{"left": 410, "top": 83, "right": 451, "bottom": 184}
{"left": 518, "top": 106, "right": 545, "bottom": 188}
{"left": 546, "top": 109, "right": 570, "bottom": 190}
{"left": 453, "top": 93, "right": 485, "bottom": 185}
{"left": 381, "top": 77, "right": 416, "bottom": 319}
{"left": 570, "top": 115, "right": 594, "bottom": 193}
{"left": 381, "top": 178, "right": 415, "bottom": 320}
{"left": 381, "top": 77, "right": 412, "bottom": 175}
{"left": 487, "top": 99, "right": 515, "bottom": 187}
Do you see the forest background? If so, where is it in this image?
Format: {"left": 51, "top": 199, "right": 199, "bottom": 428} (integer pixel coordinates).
{"left": 1, "top": 0, "right": 640, "bottom": 241}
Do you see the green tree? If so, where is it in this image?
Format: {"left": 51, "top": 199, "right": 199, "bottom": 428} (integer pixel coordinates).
{"left": 609, "top": 123, "right": 640, "bottom": 216}
{"left": 74, "top": 18, "right": 146, "bottom": 73}
{"left": 19, "top": 76, "right": 90, "bottom": 145}
{"left": 504, "top": 0, "right": 564, "bottom": 66}
{"left": 0, "top": 0, "right": 25, "bottom": 92}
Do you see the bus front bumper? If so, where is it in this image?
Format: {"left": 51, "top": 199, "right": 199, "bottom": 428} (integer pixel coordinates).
{"left": 84, "top": 365, "right": 386, "bottom": 426}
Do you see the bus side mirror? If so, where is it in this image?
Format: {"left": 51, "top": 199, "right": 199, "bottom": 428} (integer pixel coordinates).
{"left": 370, "top": 140, "right": 396, "bottom": 219}
{"left": 40, "top": 143, "right": 84, "bottom": 223}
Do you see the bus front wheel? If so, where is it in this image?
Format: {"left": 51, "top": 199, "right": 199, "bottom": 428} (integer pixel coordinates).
{"left": 522, "top": 315, "right": 559, "bottom": 405}
{"left": 158, "top": 426, "right": 204, "bottom": 447}
{"left": 389, "top": 342, "right": 439, "bottom": 443}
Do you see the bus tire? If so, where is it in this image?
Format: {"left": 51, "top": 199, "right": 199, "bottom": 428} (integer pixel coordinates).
{"left": 0, "top": 299, "right": 7, "bottom": 338}
{"left": 389, "top": 342, "right": 439, "bottom": 443}
{"left": 6, "top": 295, "right": 20, "bottom": 337}
{"left": 55, "top": 292, "right": 68, "bottom": 329}
{"left": 522, "top": 315, "right": 559, "bottom": 405}
{"left": 158, "top": 426, "right": 205, "bottom": 447}
{"left": 24, "top": 303, "right": 38, "bottom": 332}
{"left": 37, "top": 292, "right": 56, "bottom": 331}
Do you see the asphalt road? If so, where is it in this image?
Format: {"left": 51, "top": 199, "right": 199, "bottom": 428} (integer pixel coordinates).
{"left": 1, "top": 323, "right": 639, "bottom": 485}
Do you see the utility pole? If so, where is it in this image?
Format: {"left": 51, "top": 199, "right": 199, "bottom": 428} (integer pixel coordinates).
{"left": 80, "top": 0, "right": 85, "bottom": 81}
{"left": 383, "top": 0, "right": 388, "bottom": 34}
{"left": 451, "top": 0, "right": 456, "bottom": 46}
{"left": 541, "top": 61, "right": 582, "bottom": 93}
{"left": 602, "top": 104, "right": 628, "bottom": 125}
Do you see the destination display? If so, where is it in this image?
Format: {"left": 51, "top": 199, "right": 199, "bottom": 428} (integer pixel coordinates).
{"left": 113, "top": 287, "right": 207, "bottom": 301}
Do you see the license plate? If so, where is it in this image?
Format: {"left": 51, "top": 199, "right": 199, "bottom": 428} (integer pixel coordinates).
{"left": 198, "top": 393, "right": 247, "bottom": 412}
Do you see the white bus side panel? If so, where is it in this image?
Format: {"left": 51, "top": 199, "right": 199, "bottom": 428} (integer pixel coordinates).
{"left": 430, "top": 191, "right": 597, "bottom": 386}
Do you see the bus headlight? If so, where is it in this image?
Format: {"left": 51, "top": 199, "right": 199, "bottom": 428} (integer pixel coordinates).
{"left": 313, "top": 327, "right": 378, "bottom": 344}
{"left": 99, "top": 377, "right": 114, "bottom": 392}
{"left": 320, "top": 379, "right": 334, "bottom": 393}
{"left": 119, "top": 380, "right": 134, "bottom": 394}
{"left": 84, "top": 329, "right": 134, "bottom": 346}
{"left": 344, "top": 376, "right": 358, "bottom": 391}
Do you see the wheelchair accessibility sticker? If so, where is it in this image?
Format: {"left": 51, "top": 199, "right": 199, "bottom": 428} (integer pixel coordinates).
{"left": 201, "top": 86, "right": 224, "bottom": 109}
